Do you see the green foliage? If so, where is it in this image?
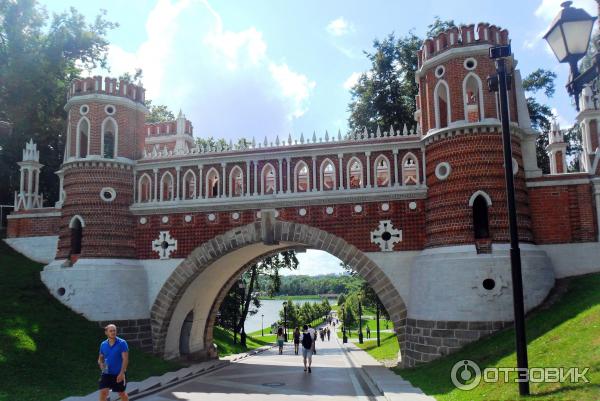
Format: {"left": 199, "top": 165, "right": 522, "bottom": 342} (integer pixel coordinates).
{"left": 337, "top": 293, "right": 346, "bottom": 305}
{"left": 212, "top": 326, "right": 275, "bottom": 357}
{"left": 0, "top": 241, "right": 177, "bottom": 401}
{"left": 145, "top": 103, "right": 176, "bottom": 124}
{"left": 278, "top": 298, "right": 330, "bottom": 328}
{"left": 355, "top": 332, "right": 399, "bottom": 362}
{"left": 426, "top": 17, "right": 457, "bottom": 38}
{"left": 264, "top": 273, "right": 363, "bottom": 297}
{"left": 347, "top": 18, "right": 456, "bottom": 134}
{"left": 397, "top": 273, "right": 600, "bottom": 401}
{"left": 0, "top": 0, "right": 118, "bottom": 205}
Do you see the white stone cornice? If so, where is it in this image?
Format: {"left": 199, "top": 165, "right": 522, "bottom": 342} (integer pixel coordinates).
{"left": 130, "top": 186, "right": 428, "bottom": 215}
{"left": 416, "top": 44, "right": 493, "bottom": 80}
{"left": 526, "top": 177, "right": 591, "bottom": 188}
{"left": 420, "top": 121, "right": 524, "bottom": 146}
{"left": 64, "top": 93, "right": 149, "bottom": 114}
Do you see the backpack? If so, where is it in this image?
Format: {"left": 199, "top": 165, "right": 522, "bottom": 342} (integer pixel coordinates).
{"left": 301, "top": 332, "right": 313, "bottom": 349}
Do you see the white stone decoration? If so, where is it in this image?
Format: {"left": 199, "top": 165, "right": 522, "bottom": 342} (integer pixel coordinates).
{"left": 274, "top": 210, "right": 280, "bottom": 218}
{"left": 105, "top": 104, "right": 116, "bottom": 115}
{"left": 370, "top": 220, "right": 402, "bottom": 252}
{"left": 471, "top": 268, "right": 508, "bottom": 300}
{"left": 325, "top": 206, "right": 334, "bottom": 215}
{"left": 464, "top": 57, "right": 477, "bottom": 70}
{"left": 298, "top": 208, "right": 307, "bottom": 216}
{"left": 512, "top": 157, "right": 519, "bottom": 175}
{"left": 354, "top": 205, "right": 363, "bottom": 213}
{"left": 409, "top": 202, "right": 417, "bottom": 210}
{"left": 435, "top": 162, "right": 451, "bottom": 180}
{"left": 256, "top": 211, "right": 262, "bottom": 219}
{"left": 184, "top": 215, "right": 192, "bottom": 223}
{"left": 232, "top": 212, "right": 240, "bottom": 220}
{"left": 381, "top": 202, "right": 390, "bottom": 212}
{"left": 161, "top": 216, "right": 169, "bottom": 224}
{"left": 99, "top": 187, "right": 116, "bottom": 202}
{"left": 139, "top": 217, "right": 147, "bottom": 225}
{"left": 207, "top": 213, "right": 216, "bottom": 222}
{"left": 435, "top": 65, "right": 445, "bottom": 78}
{"left": 152, "top": 231, "right": 178, "bottom": 260}
{"left": 79, "top": 104, "right": 89, "bottom": 115}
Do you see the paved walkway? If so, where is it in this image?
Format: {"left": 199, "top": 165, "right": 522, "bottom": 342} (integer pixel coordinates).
{"left": 139, "top": 330, "right": 384, "bottom": 401}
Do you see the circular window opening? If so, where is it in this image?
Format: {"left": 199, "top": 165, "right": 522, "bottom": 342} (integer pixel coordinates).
{"left": 99, "top": 187, "right": 116, "bottom": 202}
{"left": 482, "top": 278, "right": 496, "bottom": 290}
{"left": 435, "top": 65, "right": 445, "bottom": 78}
{"left": 435, "top": 162, "right": 452, "bottom": 180}
{"left": 381, "top": 231, "right": 392, "bottom": 241}
{"left": 79, "top": 105, "right": 89, "bottom": 115}
{"left": 161, "top": 241, "right": 169, "bottom": 250}
{"left": 57, "top": 287, "right": 66, "bottom": 296}
{"left": 464, "top": 58, "right": 477, "bottom": 70}
{"left": 105, "top": 105, "right": 115, "bottom": 115}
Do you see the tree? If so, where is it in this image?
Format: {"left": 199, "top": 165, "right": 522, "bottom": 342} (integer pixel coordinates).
{"left": 217, "top": 250, "right": 299, "bottom": 347}
{"left": 0, "top": 0, "right": 117, "bottom": 205}
{"left": 337, "top": 293, "right": 346, "bottom": 306}
{"left": 347, "top": 18, "right": 457, "bottom": 134}
{"left": 145, "top": 100, "right": 176, "bottom": 123}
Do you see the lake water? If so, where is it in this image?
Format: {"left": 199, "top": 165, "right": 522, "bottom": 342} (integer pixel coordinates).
{"left": 244, "top": 298, "right": 329, "bottom": 334}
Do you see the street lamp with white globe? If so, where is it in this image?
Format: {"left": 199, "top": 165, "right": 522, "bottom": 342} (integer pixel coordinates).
{"left": 544, "top": 1, "right": 598, "bottom": 110}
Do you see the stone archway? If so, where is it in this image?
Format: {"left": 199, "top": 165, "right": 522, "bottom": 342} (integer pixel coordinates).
{"left": 150, "top": 216, "right": 408, "bottom": 364}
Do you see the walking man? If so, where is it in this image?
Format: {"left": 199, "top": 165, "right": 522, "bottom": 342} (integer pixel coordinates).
{"left": 301, "top": 325, "right": 313, "bottom": 373}
{"left": 98, "top": 324, "right": 129, "bottom": 401}
{"left": 366, "top": 326, "right": 371, "bottom": 339}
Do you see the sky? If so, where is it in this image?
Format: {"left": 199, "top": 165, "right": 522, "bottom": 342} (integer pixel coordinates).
{"left": 43, "top": 0, "right": 597, "bottom": 275}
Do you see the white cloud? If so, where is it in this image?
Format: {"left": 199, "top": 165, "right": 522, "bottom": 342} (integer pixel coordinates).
{"left": 92, "top": 0, "right": 315, "bottom": 140}
{"left": 343, "top": 71, "right": 361, "bottom": 90}
{"left": 282, "top": 250, "right": 345, "bottom": 276}
{"left": 326, "top": 17, "right": 354, "bottom": 37}
{"left": 535, "top": 0, "right": 597, "bottom": 21}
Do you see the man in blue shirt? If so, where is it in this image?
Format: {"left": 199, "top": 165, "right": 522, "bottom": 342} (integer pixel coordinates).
{"left": 98, "top": 324, "right": 129, "bottom": 401}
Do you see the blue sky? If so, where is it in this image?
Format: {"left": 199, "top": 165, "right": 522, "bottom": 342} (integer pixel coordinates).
{"left": 44, "top": 0, "right": 596, "bottom": 275}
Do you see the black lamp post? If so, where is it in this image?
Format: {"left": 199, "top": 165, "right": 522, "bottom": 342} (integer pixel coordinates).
{"left": 342, "top": 306, "right": 348, "bottom": 343}
{"left": 261, "top": 313, "right": 264, "bottom": 337}
{"left": 239, "top": 280, "right": 247, "bottom": 348}
{"left": 544, "top": 1, "right": 598, "bottom": 110}
{"left": 358, "top": 299, "right": 364, "bottom": 344}
{"left": 283, "top": 301, "right": 288, "bottom": 341}
{"left": 376, "top": 301, "right": 381, "bottom": 347}
{"left": 488, "top": 43, "right": 530, "bottom": 396}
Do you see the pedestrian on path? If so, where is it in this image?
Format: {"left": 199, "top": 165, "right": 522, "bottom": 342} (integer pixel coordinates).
{"left": 293, "top": 327, "right": 300, "bottom": 355}
{"left": 366, "top": 326, "right": 371, "bottom": 339}
{"left": 326, "top": 327, "right": 331, "bottom": 341}
{"left": 98, "top": 324, "right": 129, "bottom": 401}
{"left": 308, "top": 324, "right": 317, "bottom": 355}
{"left": 277, "top": 327, "right": 285, "bottom": 355}
{"left": 301, "top": 324, "right": 313, "bottom": 373}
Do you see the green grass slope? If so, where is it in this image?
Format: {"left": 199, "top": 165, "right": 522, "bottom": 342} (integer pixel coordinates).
{"left": 396, "top": 273, "right": 600, "bottom": 401}
{"left": 0, "top": 241, "right": 178, "bottom": 401}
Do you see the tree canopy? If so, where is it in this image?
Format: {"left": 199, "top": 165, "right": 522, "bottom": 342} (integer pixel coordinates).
{"left": 0, "top": 0, "right": 117, "bottom": 205}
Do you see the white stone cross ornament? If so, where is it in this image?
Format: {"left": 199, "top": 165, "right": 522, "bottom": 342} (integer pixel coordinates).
{"left": 370, "top": 220, "right": 402, "bottom": 251}
{"left": 152, "top": 231, "right": 178, "bottom": 260}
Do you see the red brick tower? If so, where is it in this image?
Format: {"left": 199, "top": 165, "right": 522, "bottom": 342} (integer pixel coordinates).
{"left": 416, "top": 23, "right": 533, "bottom": 251}
{"left": 56, "top": 77, "right": 147, "bottom": 260}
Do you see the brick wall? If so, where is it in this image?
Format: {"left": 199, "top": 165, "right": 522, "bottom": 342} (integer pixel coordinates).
{"left": 425, "top": 129, "right": 532, "bottom": 247}
{"left": 529, "top": 182, "right": 597, "bottom": 244}
{"left": 135, "top": 200, "right": 426, "bottom": 259}
{"left": 7, "top": 209, "right": 61, "bottom": 237}
{"left": 56, "top": 162, "right": 136, "bottom": 259}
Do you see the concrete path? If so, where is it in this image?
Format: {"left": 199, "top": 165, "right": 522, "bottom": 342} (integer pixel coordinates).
{"left": 138, "top": 330, "right": 384, "bottom": 401}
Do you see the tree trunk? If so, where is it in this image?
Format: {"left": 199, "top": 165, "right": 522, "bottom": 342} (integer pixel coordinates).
{"left": 236, "top": 265, "right": 258, "bottom": 344}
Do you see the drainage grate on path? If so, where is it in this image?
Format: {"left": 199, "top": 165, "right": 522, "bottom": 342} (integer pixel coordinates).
{"left": 262, "top": 382, "right": 286, "bottom": 387}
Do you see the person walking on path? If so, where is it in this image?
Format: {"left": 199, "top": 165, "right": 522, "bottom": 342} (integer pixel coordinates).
{"left": 98, "top": 324, "right": 129, "bottom": 401}
{"left": 300, "top": 324, "right": 313, "bottom": 373}
{"left": 326, "top": 327, "right": 331, "bottom": 341}
{"left": 366, "top": 326, "right": 371, "bottom": 339}
{"left": 293, "top": 327, "right": 300, "bottom": 355}
{"left": 276, "top": 327, "right": 285, "bottom": 355}
{"left": 308, "top": 324, "right": 317, "bottom": 355}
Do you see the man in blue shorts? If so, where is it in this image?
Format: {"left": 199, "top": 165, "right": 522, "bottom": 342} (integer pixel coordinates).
{"left": 98, "top": 324, "right": 129, "bottom": 401}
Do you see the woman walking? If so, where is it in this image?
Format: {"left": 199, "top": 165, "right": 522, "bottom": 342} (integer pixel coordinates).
{"left": 293, "top": 327, "right": 301, "bottom": 355}
{"left": 277, "top": 327, "right": 285, "bottom": 355}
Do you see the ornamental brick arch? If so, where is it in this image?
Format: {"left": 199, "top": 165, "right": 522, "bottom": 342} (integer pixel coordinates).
{"left": 150, "top": 216, "right": 408, "bottom": 364}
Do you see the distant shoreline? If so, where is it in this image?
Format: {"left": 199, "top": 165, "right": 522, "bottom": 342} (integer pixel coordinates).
{"left": 258, "top": 295, "right": 338, "bottom": 301}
